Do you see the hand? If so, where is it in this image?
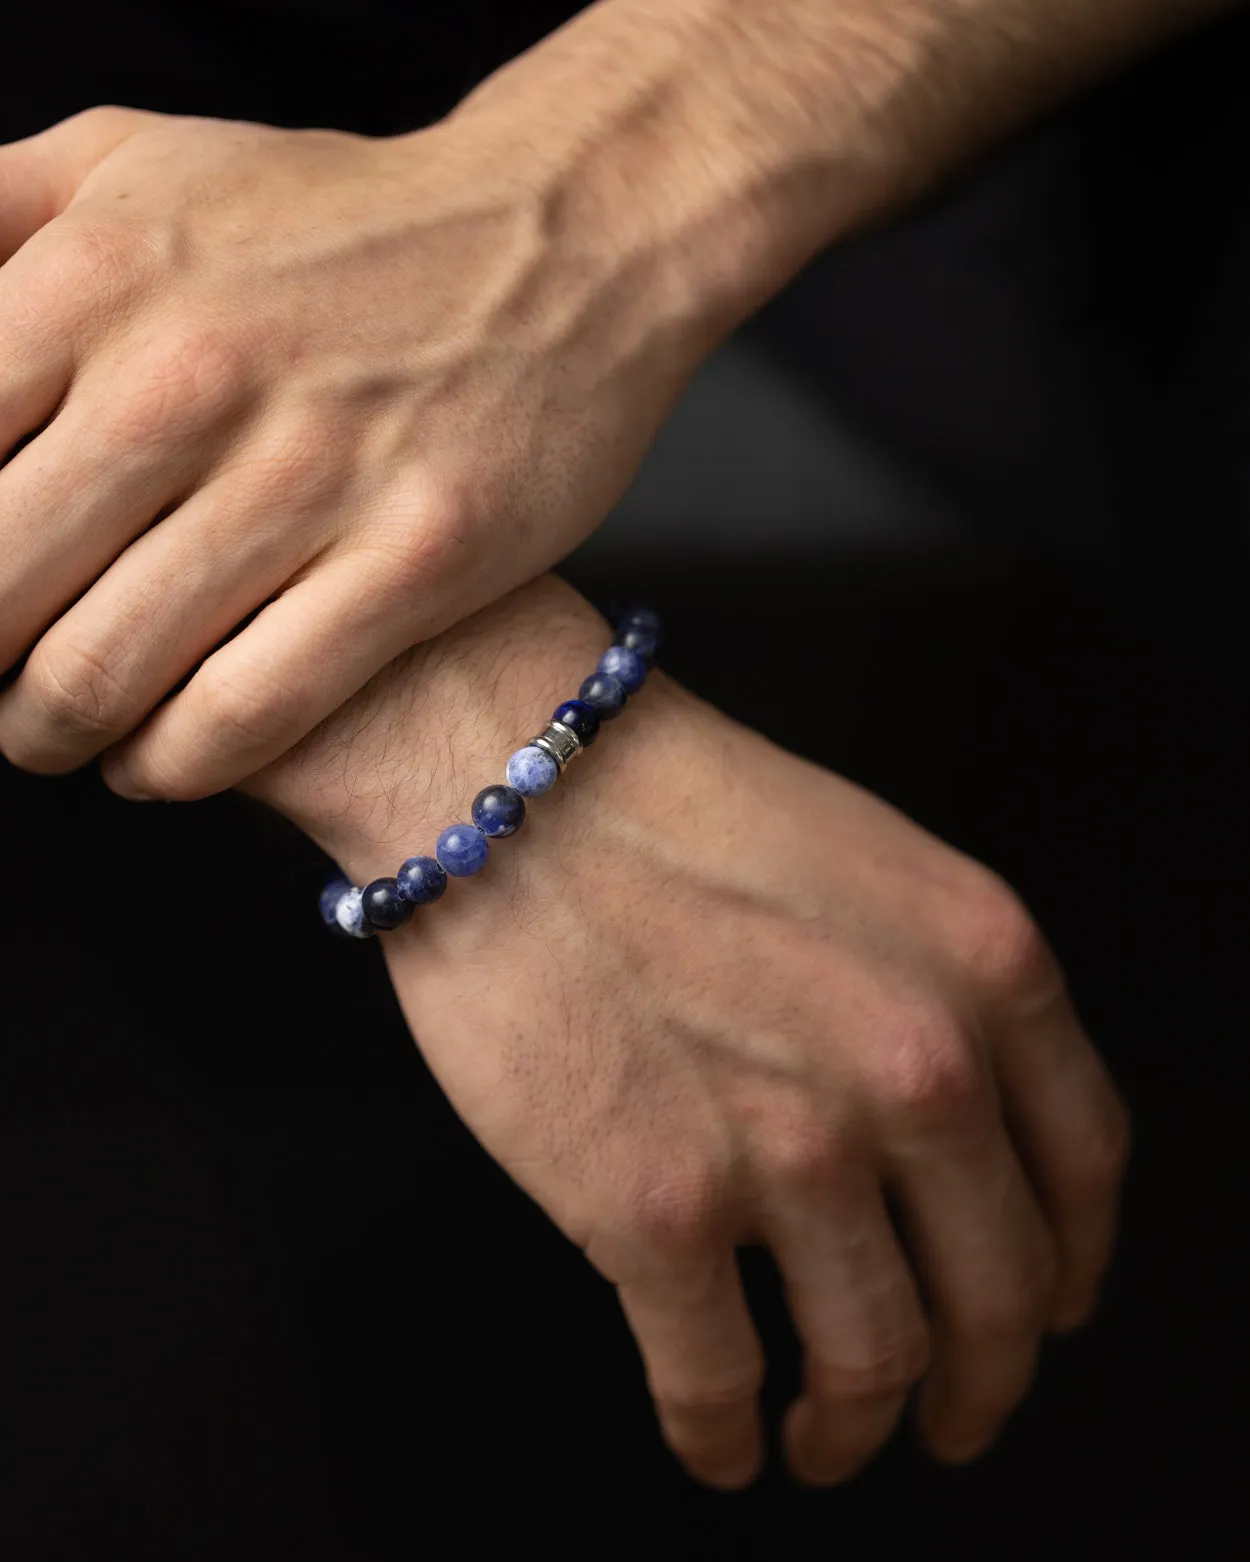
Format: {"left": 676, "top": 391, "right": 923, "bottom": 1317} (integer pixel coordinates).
{"left": 0, "top": 103, "right": 702, "bottom": 797}
{"left": 241, "top": 574, "right": 1130, "bottom": 1491}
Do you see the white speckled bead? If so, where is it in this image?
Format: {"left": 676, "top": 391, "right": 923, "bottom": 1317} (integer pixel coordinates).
{"left": 506, "top": 745, "right": 559, "bottom": 797}
{"left": 334, "top": 885, "right": 376, "bottom": 939}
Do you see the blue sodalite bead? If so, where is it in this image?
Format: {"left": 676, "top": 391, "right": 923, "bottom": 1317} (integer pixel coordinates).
{"left": 552, "top": 698, "right": 600, "bottom": 747}
{"left": 362, "top": 877, "right": 416, "bottom": 929}
{"left": 334, "top": 886, "right": 376, "bottom": 939}
{"left": 617, "top": 624, "right": 659, "bottom": 664}
{"left": 436, "top": 823, "right": 490, "bottom": 876}
{"left": 598, "top": 644, "right": 648, "bottom": 694}
{"left": 578, "top": 671, "right": 627, "bottom": 719}
{"left": 319, "top": 874, "right": 352, "bottom": 926}
{"left": 397, "top": 855, "right": 448, "bottom": 904}
{"left": 617, "top": 604, "right": 662, "bottom": 638}
{"left": 506, "top": 745, "right": 559, "bottom": 797}
{"left": 472, "top": 784, "right": 526, "bottom": 838}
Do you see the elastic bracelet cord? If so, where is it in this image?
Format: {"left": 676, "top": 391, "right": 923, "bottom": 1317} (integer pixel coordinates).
{"left": 318, "top": 604, "right": 662, "bottom": 939}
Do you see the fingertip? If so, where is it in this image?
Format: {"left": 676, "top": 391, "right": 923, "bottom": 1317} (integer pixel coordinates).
{"left": 914, "top": 1396, "right": 1002, "bottom": 1468}
{"left": 691, "top": 1449, "right": 765, "bottom": 1493}
{"left": 101, "top": 764, "right": 158, "bottom": 802}
{"left": 667, "top": 1415, "right": 765, "bottom": 1494}
{"left": 1048, "top": 1290, "right": 1101, "bottom": 1334}
{"left": 781, "top": 1396, "right": 867, "bottom": 1490}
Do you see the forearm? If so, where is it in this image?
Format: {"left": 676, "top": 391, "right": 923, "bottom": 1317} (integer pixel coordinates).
{"left": 439, "top": 0, "right": 1237, "bottom": 339}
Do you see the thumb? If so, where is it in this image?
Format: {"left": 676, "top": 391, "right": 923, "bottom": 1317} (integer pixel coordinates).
{"left": 0, "top": 104, "right": 160, "bottom": 262}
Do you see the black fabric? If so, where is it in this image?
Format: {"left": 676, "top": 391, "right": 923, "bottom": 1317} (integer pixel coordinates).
{"left": 1, "top": 7, "right": 1246, "bottom": 1559}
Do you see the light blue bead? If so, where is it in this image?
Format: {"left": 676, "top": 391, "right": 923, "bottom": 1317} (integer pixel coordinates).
{"left": 436, "top": 823, "right": 490, "bottom": 877}
{"left": 334, "top": 886, "right": 376, "bottom": 939}
{"left": 599, "top": 644, "right": 648, "bottom": 694}
{"left": 506, "top": 745, "right": 559, "bottom": 797}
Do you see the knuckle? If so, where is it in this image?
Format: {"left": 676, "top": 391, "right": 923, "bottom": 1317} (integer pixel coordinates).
{"left": 194, "top": 663, "right": 284, "bottom": 751}
{"left": 72, "top": 103, "right": 137, "bottom": 131}
{"left": 364, "top": 472, "right": 479, "bottom": 600}
{"left": 950, "top": 867, "right": 1057, "bottom": 999}
{"left": 19, "top": 638, "right": 132, "bottom": 751}
{"left": 234, "top": 407, "right": 348, "bottom": 509}
{"left": 653, "top": 1361, "right": 766, "bottom": 1420}
{"left": 871, "top": 1010, "right": 987, "bottom": 1141}
{"left": 613, "top": 1159, "right": 727, "bottom": 1264}
{"left": 752, "top": 1111, "right": 848, "bottom": 1196}
{"left": 963, "top": 1250, "right": 1059, "bottom": 1342}
{"left": 48, "top": 213, "right": 149, "bottom": 316}
{"left": 113, "top": 318, "right": 247, "bottom": 441}
{"left": 808, "top": 1328, "right": 932, "bottom": 1402}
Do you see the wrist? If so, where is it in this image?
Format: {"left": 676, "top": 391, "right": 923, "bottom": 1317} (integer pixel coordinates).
{"left": 248, "top": 577, "right": 682, "bottom": 893}
{"left": 418, "top": 0, "right": 1234, "bottom": 346}
{"left": 436, "top": 0, "right": 850, "bottom": 345}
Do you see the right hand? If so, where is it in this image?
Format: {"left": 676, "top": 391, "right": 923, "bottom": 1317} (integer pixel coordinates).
{"left": 0, "top": 97, "right": 709, "bottom": 802}
{"left": 238, "top": 575, "right": 1130, "bottom": 1491}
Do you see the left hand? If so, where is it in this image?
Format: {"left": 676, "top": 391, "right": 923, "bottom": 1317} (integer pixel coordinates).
{"left": 0, "top": 103, "right": 704, "bottom": 798}
{"left": 241, "top": 574, "right": 1129, "bottom": 1491}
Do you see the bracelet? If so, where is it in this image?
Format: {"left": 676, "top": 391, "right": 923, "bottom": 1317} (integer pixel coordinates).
{"left": 317, "top": 604, "right": 662, "bottom": 939}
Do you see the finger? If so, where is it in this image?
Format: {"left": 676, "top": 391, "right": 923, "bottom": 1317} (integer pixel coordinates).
{"left": 0, "top": 106, "right": 155, "bottom": 258}
{"left": 0, "top": 242, "right": 76, "bottom": 465}
{"left": 0, "top": 345, "right": 242, "bottom": 677}
{"left": 0, "top": 462, "right": 325, "bottom": 774}
{"left": 101, "top": 546, "right": 433, "bottom": 801}
{"left": 616, "top": 1248, "right": 767, "bottom": 1491}
{"left": 762, "top": 1153, "right": 929, "bottom": 1487}
{"left": 993, "top": 987, "right": 1131, "bottom": 1330}
{"left": 885, "top": 1084, "right": 1057, "bottom": 1465}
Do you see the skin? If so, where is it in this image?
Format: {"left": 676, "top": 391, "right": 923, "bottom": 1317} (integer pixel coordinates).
{"left": 240, "top": 575, "right": 1130, "bottom": 1491}
{"left": 0, "top": 0, "right": 1230, "bottom": 796}
{"left": 0, "top": 0, "right": 1219, "bottom": 1490}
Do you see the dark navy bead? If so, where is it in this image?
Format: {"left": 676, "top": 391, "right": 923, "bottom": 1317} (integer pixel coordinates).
{"left": 397, "top": 855, "right": 448, "bottom": 905}
{"left": 362, "top": 877, "right": 416, "bottom": 929}
{"left": 617, "top": 604, "right": 662, "bottom": 640}
{"left": 598, "top": 645, "right": 647, "bottom": 694}
{"left": 578, "top": 671, "right": 628, "bottom": 719}
{"left": 472, "top": 784, "right": 526, "bottom": 838}
{"left": 552, "top": 699, "right": 600, "bottom": 747}
{"left": 616, "top": 624, "right": 659, "bottom": 664}
{"left": 319, "top": 874, "right": 352, "bottom": 926}
{"left": 436, "top": 823, "right": 490, "bottom": 877}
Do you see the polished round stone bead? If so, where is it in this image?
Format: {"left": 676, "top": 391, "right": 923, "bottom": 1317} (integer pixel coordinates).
{"left": 319, "top": 874, "right": 353, "bottom": 927}
{"left": 506, "top": 745, "right": 559, "bottom": 797}
{"left": 436, "top": 823, "right": 490, "bottom": 877}
{"left": 552, "top": 698, "right": 600, "bottom": 747}
{"left": 472, "top": 784, "right": 526, "bottom": 838}
{"left": 598, "top": 644, "right": 648, "bottom": 695}
{"left": 397, "top": 855, "right": 448, "bottom": 905}
{"left": 617, "top": 604, "right": 662, "bottom": 640}
{"left": 362, "top": 877, "right": 416, "bottom": 929}
{"left": 616, "top": 624, "right": 660, "bottom": 664}
{"left": 334, "top": 886, "right": 377, "bottom": 939}
{"left": 578, "top": 671, "right": 628, "bottom": 719}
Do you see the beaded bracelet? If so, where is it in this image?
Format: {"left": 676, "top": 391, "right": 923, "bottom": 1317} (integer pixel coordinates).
{"left": 317, "top": 604, "right": 662, "bottom": 939}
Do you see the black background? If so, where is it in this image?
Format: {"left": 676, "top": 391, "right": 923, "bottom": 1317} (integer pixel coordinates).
{"left": 1, "top": 5, "right": 1246, "bottom": 1557}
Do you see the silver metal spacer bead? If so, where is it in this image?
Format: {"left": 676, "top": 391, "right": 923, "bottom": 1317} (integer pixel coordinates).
{"left": 528, "top": 721, "right": 582, "bottom": 772}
